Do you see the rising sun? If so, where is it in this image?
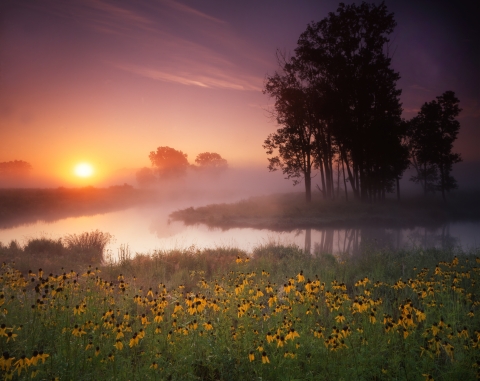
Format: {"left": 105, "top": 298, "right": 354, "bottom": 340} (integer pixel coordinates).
{"left": 74, "top": 163, "right": 94, "bottom": 177}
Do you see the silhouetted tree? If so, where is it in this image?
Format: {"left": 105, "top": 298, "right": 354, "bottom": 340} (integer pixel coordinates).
{"left": 135, "top": 167, "right": 157, "bottom": 187}
{"left": 0, "top": 160, "right": 32, "bottom": 177}
{"left": 264, "top": 2, "right": 406, "bottom": 203}
{"left": 263, "top": 54, "right": 315, "bottom": 203}
{"left": 195, "top": 152, "right": 228, "bottom": 170}
{"left": 407, "top": 91, "right": 462, "bottom": 201}
{"left": 149, "top": 146, "right": 189, "bottom": 180}
{"left": 294, "top": 1, "right": 403, "bottom": 202}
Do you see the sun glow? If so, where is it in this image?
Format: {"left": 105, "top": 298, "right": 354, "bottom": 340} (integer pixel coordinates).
{"left": 74, "top": 163, "right": 94, "bottom": 178}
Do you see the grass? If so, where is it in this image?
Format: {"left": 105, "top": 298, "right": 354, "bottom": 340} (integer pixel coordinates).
{"left": 169, "top": 190, "right": 480, "bottom": 230}
{"left": 1, "top": 238, "right": 479, "bottom": 380}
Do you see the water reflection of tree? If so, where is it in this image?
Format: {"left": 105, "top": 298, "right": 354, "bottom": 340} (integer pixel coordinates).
{"left": 305, "top": 223, "right": 459, "bottom": 256}
{"left": 405, "top": 224, "right": 458, "bottom": 250}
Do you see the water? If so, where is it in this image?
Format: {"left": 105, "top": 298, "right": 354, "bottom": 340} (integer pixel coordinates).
{"left": 0, "top": 202, "right": 478, "bottom": 259}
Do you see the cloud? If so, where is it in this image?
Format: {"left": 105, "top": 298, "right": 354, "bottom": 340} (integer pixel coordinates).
{"left": 112, "top": 62, "right": 262, "bottom": 91}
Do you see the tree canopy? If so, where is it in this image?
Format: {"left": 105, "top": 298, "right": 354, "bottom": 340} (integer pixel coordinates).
{"left": 407, "top": 91, "right": 462, "bottom": 201}
{"left": 149, "top": 146, "right": 189, "bottom": 180}
{"left": 195, "top": 152, "right": 228, "bottom": 170}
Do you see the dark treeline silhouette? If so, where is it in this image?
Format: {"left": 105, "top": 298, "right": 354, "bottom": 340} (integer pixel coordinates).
{"left": 136, "top": 146, "right": 228, "bottom": 187}
{"left": 264, "top": 2, "right": 462, "bottom": 203}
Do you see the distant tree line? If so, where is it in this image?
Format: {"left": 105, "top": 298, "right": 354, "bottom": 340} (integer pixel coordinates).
{"left": 264, "top": 2, "right": 462, "bottom": 203}
{"left": 0, "top": 160, "right": 32, "bottom": 181}
{"left": 136, "top": 147, "right": 227, "bottom": 187}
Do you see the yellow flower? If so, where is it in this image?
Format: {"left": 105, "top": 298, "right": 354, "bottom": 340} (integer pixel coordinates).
{"left": 6, "top": 332, "right": 17, "bottom": 342}
{"left": 203, "top": 321, "right": 213, "bottom": 331}
{"left": 150, "top": 361, "right": 158, "bottom": 369}
{"left": 422, "top": 374, "right": 434, "bottom": 381}
{"left": 114, "top": 340, "right": 123, "bottom": 350}
{"left": 261, "top": 352, "right": 270, "bottom": 364}
{"left": 107, "top": 353, "right": 114, "bottom": 362}
{"left": 0, "top": 352, "right": 15, "bottom": 371}
{"left": 248, "top": 351, "right": 255, "bottom": 362}
{"left": 335, "top": 313, "right": 346, "bottom": 324}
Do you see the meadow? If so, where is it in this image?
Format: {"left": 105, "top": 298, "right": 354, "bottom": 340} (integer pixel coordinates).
{"left": 1, "top": 235, "right": 479, "bottom": 380}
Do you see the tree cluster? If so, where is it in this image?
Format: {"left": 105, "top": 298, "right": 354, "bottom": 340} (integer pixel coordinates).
{"left": 136, "top": 147, "right": 227, "bottom": 187}
{"left": 0, "top": 160, "right": 32, "bottom": 178}
{"left": 264, "top": 2, "right": 462, "bottom": 203}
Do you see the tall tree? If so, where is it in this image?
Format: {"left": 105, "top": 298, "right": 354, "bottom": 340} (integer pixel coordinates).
{"left": 263, "top": 54, "right": 315, "bottom": 203}
{"left": 294, "top": 1, "right": 404, "bottom": 202}
{"left": 408, "top": 91, "right": 462, "bottom": 201}
{"left": 149, "top": 146, "right": 189, "bottom": 180}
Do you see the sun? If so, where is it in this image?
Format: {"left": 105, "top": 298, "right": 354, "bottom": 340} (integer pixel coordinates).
{"left": 74, "top": 163, "right": 94, "bottom": 178}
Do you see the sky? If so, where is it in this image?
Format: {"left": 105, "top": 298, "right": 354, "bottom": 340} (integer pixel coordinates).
{"left": 0, "top": 0, "right": 478, "bottom": 186}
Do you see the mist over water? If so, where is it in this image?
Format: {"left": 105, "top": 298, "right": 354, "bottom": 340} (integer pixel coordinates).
{"left": 1, "top": 165, "right": 479, "bottom": 260}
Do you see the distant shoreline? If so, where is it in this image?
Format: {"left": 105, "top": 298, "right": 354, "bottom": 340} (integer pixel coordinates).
{"left": 169, "top": 191, "right": 480, "bottom": 231}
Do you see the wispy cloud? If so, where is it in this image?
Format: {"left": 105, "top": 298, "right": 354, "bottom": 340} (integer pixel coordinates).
{"left": 112, "top": 62, "right": 262, "bottom": 91}
{"left": 159, "top": 0, "right": 226, "bottom": 25}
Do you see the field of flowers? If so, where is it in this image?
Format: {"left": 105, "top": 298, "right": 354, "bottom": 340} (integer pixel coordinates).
{"left": 1, "top": 248, "right": 479, "bottom": 380}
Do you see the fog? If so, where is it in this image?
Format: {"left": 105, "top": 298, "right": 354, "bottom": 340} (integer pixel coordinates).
{"left": 1, "top": 162, "right": 479, "bottom": 258}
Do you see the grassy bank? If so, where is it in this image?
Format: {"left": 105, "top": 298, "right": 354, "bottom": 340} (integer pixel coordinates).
{"left": 1, "top": 238, "right": 479, "bottom": 380}
{"left": 169, "top": 190, "right": 480, "bottom": 231}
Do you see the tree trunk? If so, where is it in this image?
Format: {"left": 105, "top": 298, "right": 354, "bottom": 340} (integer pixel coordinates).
{"left": 305, "top": 174, "right": 312, "bottom": 203}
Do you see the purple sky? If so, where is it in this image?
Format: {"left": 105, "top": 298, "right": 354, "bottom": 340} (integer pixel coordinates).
{"left": 0, "top": 0, "right": 478, "bottom": 185}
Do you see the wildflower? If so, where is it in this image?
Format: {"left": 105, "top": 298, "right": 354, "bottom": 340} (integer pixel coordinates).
{"left": 369, "top": 312, "right": 377, "bottom": 324}
{"left": 422, "top": 374, "right": 434, "bottom": 381}
{"left": 6, "top": 332, "right": 17, "bottom": 342}
{"left": 95, "top": 347, "right": 100, "bottom": 356}
{"left": 266, "top": 332, "right": 275, "bottom": 343}
{"left": 297, "top": 271, "right": 305, "bottom": 283}
{"left": 173, "top": 302, "right": 183, "bottom": 314}
{"left": 335, "top": 313, "right": 346, "bottom": 324}
{"left": 114, "top": 340, "right": 123, "bottom": 350}
{"left": 107, "top": 353, "right": 114, "bottom": 362}
{"left": 277, "top": 335, "right": 285, "bottom": 347}
{"left": 0, "top": 352, "right": 15, "bottom": 371}
{"left": 249, "top": 351, "right": 255, "bottom": 362}
{"left": 13, "top": 355, "right": 28, "bottom": 375}
{"left": 261, "top": 352, "right": 270, "bottom": 364}
{"left": 28, "top": 351, "right": 39, "bottom": 366}
{"left": 203, "top": 321, "right": 213, "bottom": 331}
{"left": 236, "top": 256, "right": 243, "bottom": 264}
{"left": 150, "top": 361, "right": 158, "bottom": 369}
{"left": 285, "top": 328, "right": 300, "bottom": 341}
{"left": 85, "top": 342, "right": 93, "bottom": 351}
{"left": 72, "top": 325, "right": 86, "bottom": 337}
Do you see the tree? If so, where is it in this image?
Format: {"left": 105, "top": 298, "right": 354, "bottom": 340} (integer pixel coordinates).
{"left": 263, "top": 54, "right": 315, "bottom": 203}
{"left": 264, "top": 2, "right": 407, "bottom": 203}
{"left": 0, "top": 160, "right": 32, "bottom": 177}
{"left": 135, "top": 167, "right": 157, "bottom": 187}
{"left": 195, "top": 152, "right": 228, "bottom": 170}
{"left": 407, "top": 91, "right": 462, "bottom": 201}
{"left": 149, "top": 146, "right": 189, "bottom": 179}
{"left": 295, "top": 1, "right": 404, "bottom": 202}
